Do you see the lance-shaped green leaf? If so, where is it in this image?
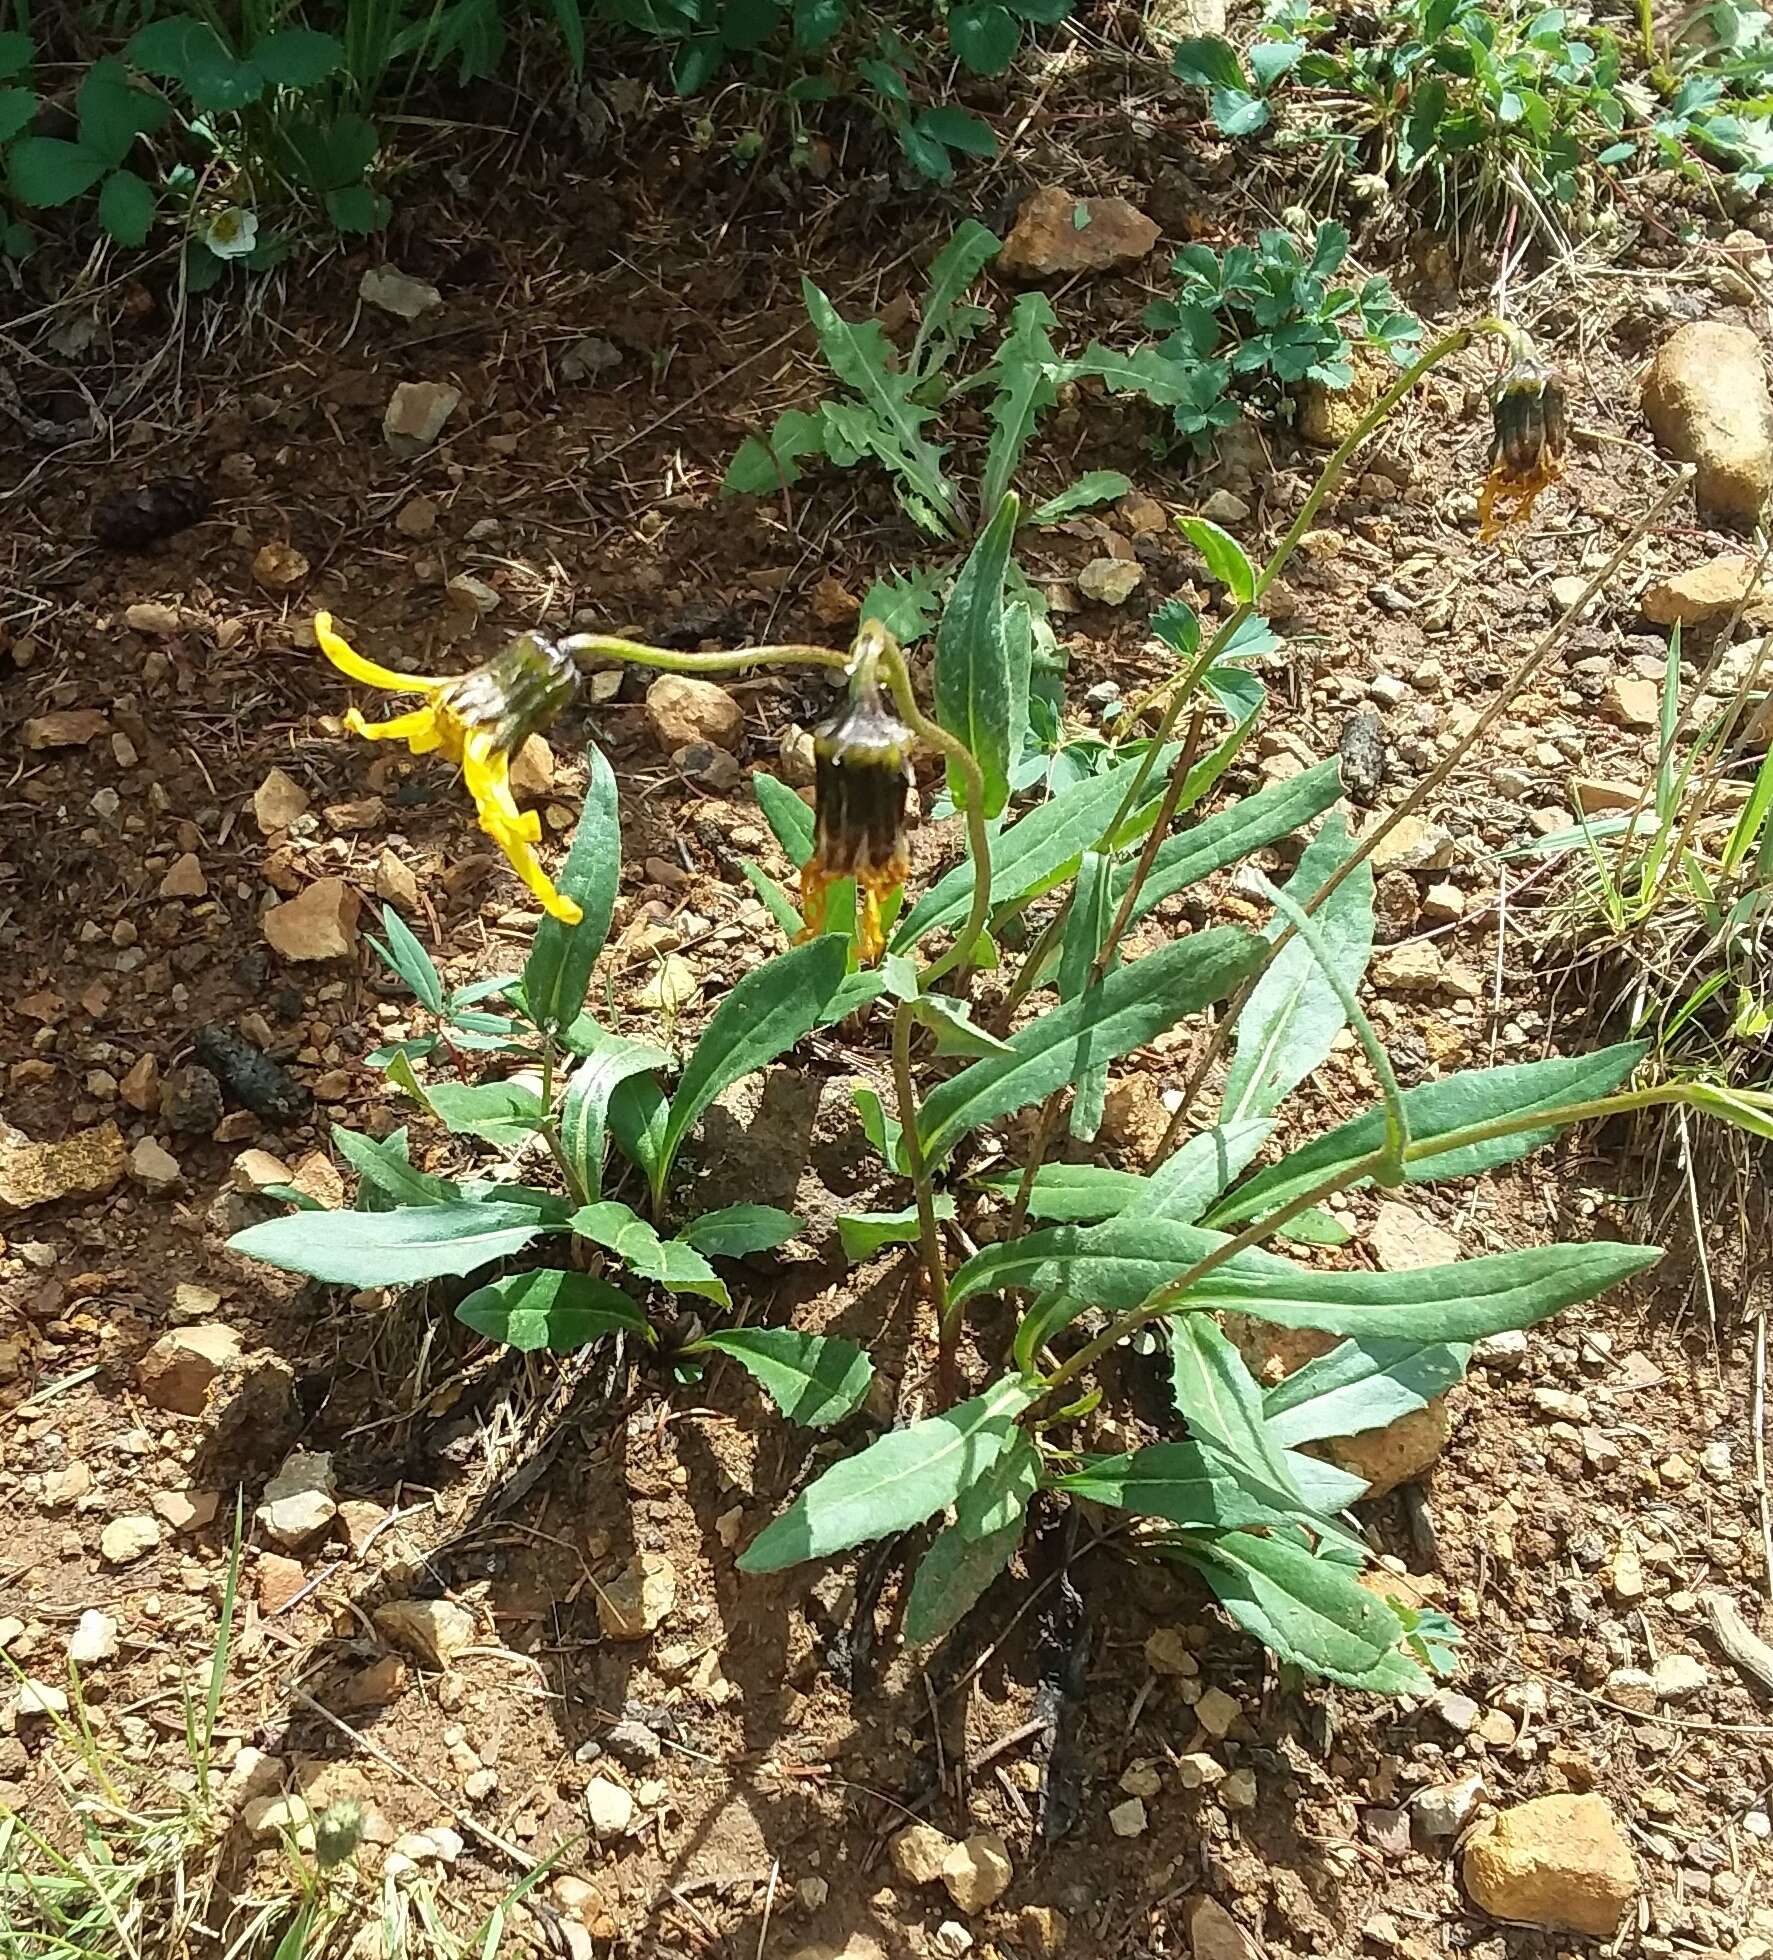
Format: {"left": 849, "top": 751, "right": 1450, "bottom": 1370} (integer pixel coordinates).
{"left": 739, "top": 1376, "right": 1038, "bottom": 1572}
{"left": 1207, "top": 1042, "right": 1650, "bottom": 1227}
{"left": 950, "top": 1216, "right": 1660, "bottom": 1341}
{"left": 367, "top": 906, "right": 443, "bottom": 1013}
{"left": 911, "top": 993, "right": 1012, "bottom": 1057}
{"left": 972, "top": 1161, "right": 1150, "bottom": 1221}
{"left": 1263, "top": 1335, "right": 1471, "bottom": 1448}
{"left": 1177, "top": 514, "right": 1255, "bottom": 604}
{"left": 522, "top": 742, "right": 621, "bottom": 1031}
{"left": 1114, "top": 757, "right": 1345, "bottom": 931}
{"left": 560, "top": 1030, "right": 669, "bottom": 1201}
{"left": 903, "top": 1430, "right": 1039, "bottom": 1645}
{"left": 910, "top": 218, "right": 1000, "bottom": 382}
{"left": 1057, "top": 848, "right": 1115, "bottom": 1140}
{"left": 1169, "top": 1313, "right": 1302, "bottom": 1499}
{"left": 690, "top": 1327, "right": 872, "bottom": 1427}
{"left": 1053, "top": 1441, "right": 1285, "bottom": 1529}
{"left": 979, "top": 295, "right": 1060, "bottom": 521}
{"left": 917, "top": 928, "right": 1260, "bottom": 1165}
{"left": 456, "top": 1268, "right": 652, "bottom": 1353}
{"left": 1222, "top": 814, "right": 1374, "bottom": 1123}
{"left": 838, "top": 1196, "right": 956, "bottom": 1262}
{"left": 802, "top": 276, "right": 960, "bottom": 529}
{"left": 333, "top": 1124, "right": 452, "bottom": 1209}
{"left": 753, "top": 771, "right": 815, "bottom": 867}
{"left": 1030, "top": 471, "right": 1133, "bottom": 524}
{"left": 229, "top": 1201, "right": 546, "bottom": 1287}
{"left": 724, "top": 406, "right": 830, "bottom": 494}
{"left": 678, "top": 1205, "right": 801, "bottom": 1257}
{"left": 890, "top": 744, "right": 1182, "bottom": 951}
{"left": 608, "top": 1073, "right": 671, "bottom": 1187}
{"left": 655, "top": 936, "right": 849, "bottom": 1198}
{"left": 425, "top": 1080, "right": 545, "bottom": 1151}
{"left": 1178, "top": 1530, "right": 1429, "bottom": 1694}
{"left": 569, "top": 1200, "right": 730, "bottom": 1306}
{"left": 933, "top": 492, "right": 1024, "bottom": 818}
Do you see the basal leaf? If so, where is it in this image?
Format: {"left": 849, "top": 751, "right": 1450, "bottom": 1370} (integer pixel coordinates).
{"left": 678, "top": 1204, "right": 801, "bottom": 1257}
{"left": 455, "top": 1268, "right": 650, "bottom": 1353}
{"left": 522, "top": 742, "right": 620, "bottom": 1032}
{"left": 569, "top": 1200, "right": 731, "bottom": 1305}
{"left": 332, "top": 1123, "right": 452, "bottom": 1209}
{"left": 1180, "top": 1530, "right": 1428, "bottom": 1693}
{"left": 1168, "top": 1312, "right": 1300, "bottom": 1499}
{"left": 657, "top": 936, "right": 849, "bottom": 1194}
{"left": 368, "top": 904, "right": 444, "bottom": 1013}
{"left": 1056, "top": 847, "right": 1115, "bottom": 1140}
{"left": 753, "top": 770, "right": 815, "bottom": 867}
{"left": 228, "top": 1201, "right": 545, "bottom": 1286}
{"left": 903, "top": 1430, "right": 1039, "bottom": 1644}
{"left": 691, "top": 1327, "right": 871, "bottom": 1426}
{"left": 933, "top": 491, "right": 1023, "bottom": 819}
{"left": 739, "top": 1375, "right": 1037, "bottom": 1571}
{"left": 838, "top": 1196, "right": 955, "bottom": 1262}
{"left": 1030, "top": 470, "right": 1133, "bottom": 524}
{"left": 980, "top": 292, "right": 1060, "bottom": 523}
{"left": 560, "top": 1029, "right": 670, "bottom": 1201}
{"left": 911, "top": 218, "right": 1001, "bottom": 382}
{"left": 1177, "top": 515, "right": 1256, "bottom": 604}
{"left": 1053, "top": 1441, "right": 1283, "bottom": 1528}
{"left": 425, "top": 1079, "right": 545, "bottom": 1151}
{"left": 916, "top": 928, "right": 1260, "bottom": 1165}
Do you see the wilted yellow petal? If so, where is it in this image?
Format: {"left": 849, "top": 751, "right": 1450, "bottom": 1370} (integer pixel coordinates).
{"left": 314, "top": 611, "right": 438, "bottom": 695}
{"left": 343, "top": 704, "right": 447, "bottom": 753}
{"left": 462, "top": 733, "right": 582, "bottom": 924}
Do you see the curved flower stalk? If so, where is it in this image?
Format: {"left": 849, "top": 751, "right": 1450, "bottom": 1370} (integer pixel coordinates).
{"left": 314, "top": 613, "right": 583, "bottom": 923}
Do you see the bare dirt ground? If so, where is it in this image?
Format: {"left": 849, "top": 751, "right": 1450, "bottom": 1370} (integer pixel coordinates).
{"left": 6, "top": 23, "right": 1773, "bottom": 1960}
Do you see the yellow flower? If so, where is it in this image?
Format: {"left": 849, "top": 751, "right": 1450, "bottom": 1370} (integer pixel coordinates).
{"left": 313, "top": 612, "right": 583, "bottom": 924}
{"left": 798, "top": 652, "right": 914, "bottom": 964}
{"left": 1479, "top": 352, "right": 1568, "bottom": 542}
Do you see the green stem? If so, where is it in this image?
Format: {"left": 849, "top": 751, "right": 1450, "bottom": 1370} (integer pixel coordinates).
{"left": 559, "top": 635, "right": 849, "bottom": 677}
{"left": 535, "top": 1024, "right": 589, "bottom": 1209}
{"left": 892, "top": 996, "right": 955, "bottom": 1396}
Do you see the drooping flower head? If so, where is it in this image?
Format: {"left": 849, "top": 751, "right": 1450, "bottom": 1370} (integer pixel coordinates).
{"left": 313, "top": 612, "right": 582, "bottom": 923}
{"left": 1479, "top": 342, "right": 1568, "bottom": 541}
{"left": 799, "top": 622, "right": 914, "bottom": 964}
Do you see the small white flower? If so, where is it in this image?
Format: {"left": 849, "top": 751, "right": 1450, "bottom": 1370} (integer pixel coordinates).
{"left": 202, "top": 207, "right": 258, "bottom": 259}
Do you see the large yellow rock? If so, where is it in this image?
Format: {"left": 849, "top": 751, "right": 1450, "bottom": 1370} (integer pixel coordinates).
{"left": 1462, "top": 1794, "right": 1637, "bottom": 1936}
{"left": 1642, "top": 320, "right": 1773, "bottom": 525}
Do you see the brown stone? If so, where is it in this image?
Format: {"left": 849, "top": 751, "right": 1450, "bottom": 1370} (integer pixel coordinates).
{"left": 253, "top": 768, "right": 311, "bottom": 833}
{"left": 24, "top": 710, "right": 110, "bottom": 750}
{"left": 645, "top": 676, "right": 743, "bottom": 754}
{"left": 1462, "top": 1794, "right": 1637, "bottom": 1936}
{"left": 263, "top": 878, "right": 361, "bottom": 960}
{"left": 998, "top": 187, "right": 1160, "bottom": 282}
{"left": 159, "top": 852, "right": 207, "bottom": 899}
{"left": 138, "top": 1323, "right": 243, "bottom": 1415}
{"left": 258, "top": 1553, "right": 308, "bottom": 1614}
{"left": 1642, "top": 553, "right": 1773, "bottom": 627}
{"left": 1642, "top": 320, "right": 1773, "bottom": 525}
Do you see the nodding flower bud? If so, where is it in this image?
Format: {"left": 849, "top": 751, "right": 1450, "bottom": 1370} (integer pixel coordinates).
{"left": 314, "top": 1799, "right": 364, "bottom": 1870}
{"left": 800, "top": 657, "right": 914, "bottom": 963}
{"left": 441, "top": 633, "right": 579, "bottom": 755}
{"left": 1480, "top": 350, "right": 1568, "bottom": 540}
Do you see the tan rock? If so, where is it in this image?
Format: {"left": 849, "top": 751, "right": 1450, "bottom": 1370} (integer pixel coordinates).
{"left": 1642, "top": 320, "right": 1773, "bottom": 525}
{"left": 253, "top": 541, "right": 310, "bottom": 592}
{"left": 810, "top": 574, "right": 859, "bottom": 625}
{"left": 124, "top": 602, "right": 182, "bottom": 637}
{"left": 384, "top": 380, "right": 460, "bottom": 456}
{"left": 998, "top": 187, "right": 1159, "bottom": 281}
{"left": 374, "top": 849, "right": 421, "bottom": 910}
{"left": 258, "top": 1553, "right": 308, "bottom": 1614}
{"left": 1604, "top": 676, "right": 1660, "bottom": 731}
{"left": 323, "top": 797, "right": 386, "bottom": 834}
{"left": 138, "top": 1323, "right": 243, "bottom": 1415}
{"left": 1144, "top": 1627, "right": 1198, "bottom": 1677}
{"left": 119, "top": 1054, "right": 161, "bottom": 1112}
{"left": 1643, "top": 553, "right": 1773, "bottom": 627}
{"left": 1371, "top": 1201, "right": 1459, "bottom": 1271}
{"left": 264, "top": 878, "right": 361, "bottom": 960}
{"left": 339, "top": 1654, "right": 409, "bottom": 1707}
{"left": 1368, "top": 814, "right": 1454, "bottom": 871}
{"left": 128, "top": 1136, "right": 182, "bottom": 1193}
{"left": 890, "top": 1821, "right": 954, "bottom": 1886}
{"left": 1461, "top": 1794, "right": 1637, "bottom": 1936}
{"left": 24, "top": 709, "right": 110, "bottom": 749}
{"left": 1187, "top": 1897, "right": 1261, "bottom": 1960}
{"left": 1572, "top": 777, "right": 1642, "bottom": 816}
{"left": 253, "top": 768, "right": 311, "bottom": 833}
{"left": 941, "top": 1831, "right": 1012, "bottom": 1914}
{"left": 374, "top": 1597, "right": 476, "bottom": 1667}
{"left": 596, "top": 1551, "right": 677, "bottom": 1640}
{"left": 1371, "top": 941, "right": 1444, "bottom": 991}
{"left": 1078, "top": 557, "right": 1144, "bottom": 605}
{"left": 152, "top": 1488, "right": 220, "bottom": 1532}
{"left": 100, "top": 1514, "right": 161, "bottom": 1565}
{"left": 159, "top": 852, "right": 206, "bottom": 899}
{"left": 0, "top": 1121, "right": 126, "bottom": 1211}
{"left": 257, "top": 1448, "right": 337, "bottom": 1549}
{"left": 1299, "top": 351, "right": 1387, "bottom": 450}
{"left": 1016, "top": 1905, "right": 1070, "bottom": 1957}
{"left": 646, "top": 675, "right": 743, "bottom": 754}
{"left": 508, "top": 735, "right": 554, "bottom": 799}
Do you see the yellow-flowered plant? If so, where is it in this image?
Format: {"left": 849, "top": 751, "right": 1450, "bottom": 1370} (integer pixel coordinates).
{"left": 314, "top": 612, "right": 583, "bottom": 923}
